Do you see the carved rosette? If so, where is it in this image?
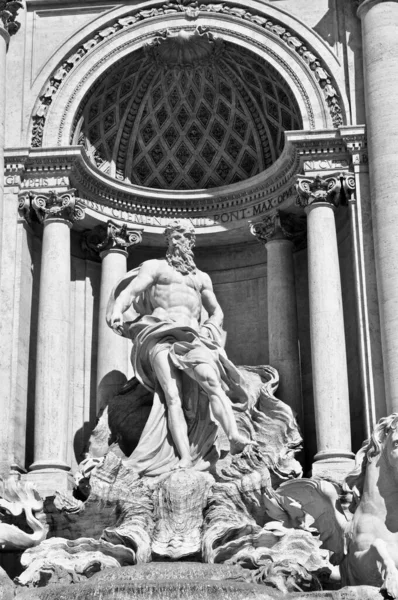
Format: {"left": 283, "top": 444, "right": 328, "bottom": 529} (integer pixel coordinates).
{"left": 30, "top": 190, "right": 85, "bottom": 225}
{"left": 296, "top": 173, "right": 355, "bottom": 209}
{"left": 0, "top": 0, "right": 23, "bottom": 35}
{"left": 82, "top": 221, "right": 143, "bottom": 258}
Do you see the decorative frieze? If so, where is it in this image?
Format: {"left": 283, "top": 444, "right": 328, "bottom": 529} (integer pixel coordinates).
{"left": 0, "top": 0, "right": 23, "bottom": 35}
{"left": 296, "top": 173, "right": 355, "bottom": 209}
{"left": 82, "top": 221, "right": 143, "bottom": 258}
{"left": 22, "top": 190, "right": 86, "bottom": 225}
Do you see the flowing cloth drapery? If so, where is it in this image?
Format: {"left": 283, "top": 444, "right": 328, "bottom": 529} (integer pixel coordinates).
{"left": 106, "top": 267, "right": 249, "bottom": 476}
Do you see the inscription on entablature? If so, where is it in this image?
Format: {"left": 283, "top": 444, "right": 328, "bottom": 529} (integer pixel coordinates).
{"left": 21, "top": 177, "right": 69, "bottom": 189}
{"left": 82, "top": 185, "right": 295, "bottom": 227}
{"left": 303, "top": 159, "right": 349, "bottom": 172}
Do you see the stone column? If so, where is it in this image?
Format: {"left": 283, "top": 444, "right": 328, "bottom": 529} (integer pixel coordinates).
{"left": 250, "top": 212, "right": 303, "bottom": 425}
{"left": 0, "top": 4, "right": 22, "bottom": 271}
{"left": 27, "top": 191, "right": 85, "bottom": 496}
{"left": 83, "top": 222, "right": 143, "bottom": 414}
{"left": 357, "top": 0, "right": 398, "bottom": 413}
{"left": 297, "top": 175, "right": 354, "bottom": 478}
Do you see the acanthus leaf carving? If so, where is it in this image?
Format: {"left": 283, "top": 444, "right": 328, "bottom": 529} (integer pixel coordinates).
{"left": 296, "top": 173, "right": 355, "bottom": 209}
{"left": 250, "top": 209, "right": 307, "bottom": 250}
{"left": 29, "top": 189, "right": 86, "bottom": 224}
{"left": 82, "top": 221, "right": 143, "bottom": 258}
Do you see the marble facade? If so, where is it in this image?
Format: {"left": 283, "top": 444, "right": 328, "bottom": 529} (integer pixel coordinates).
{"left": 0, "top": 0, "right": 394, "bottom": 496}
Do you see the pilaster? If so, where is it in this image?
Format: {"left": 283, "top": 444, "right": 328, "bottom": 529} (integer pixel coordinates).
{"left": 357, "top": 0, "right": 398, "bottom": 413}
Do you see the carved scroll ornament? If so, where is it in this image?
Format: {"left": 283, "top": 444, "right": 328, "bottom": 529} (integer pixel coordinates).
{"left": 82, "top": 221, "right": 143, "bottom": 257}
{"left": 20, "top": 190, "right": 86, "bottom": 225}
{"left": 296, "top": 173, "right": 355, "bottom": 209}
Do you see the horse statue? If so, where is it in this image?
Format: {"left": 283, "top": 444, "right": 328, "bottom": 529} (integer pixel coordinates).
{"left": 277, "top": 413, "right": 398, "bottom": 598}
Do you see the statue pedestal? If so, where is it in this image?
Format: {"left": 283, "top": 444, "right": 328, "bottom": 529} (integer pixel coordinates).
{"left": 311, "top": 456, "right": 355, "bottom": 482}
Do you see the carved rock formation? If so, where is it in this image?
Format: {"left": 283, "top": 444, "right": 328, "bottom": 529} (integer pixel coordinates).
{"left": 15, "top": 538, "right": 136, "bottom": 587}
{"left": 152, "top": 470, "right": 214, "bottom": 559}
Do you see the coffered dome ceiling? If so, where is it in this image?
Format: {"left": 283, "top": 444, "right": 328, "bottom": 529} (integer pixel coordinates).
{"left": 73, "top": 30, "right": 303, "bottom": 191}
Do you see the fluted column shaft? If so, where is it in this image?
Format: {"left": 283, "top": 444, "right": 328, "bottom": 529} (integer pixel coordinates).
{"left": 251, "top": 213, "right": 302, "bottom": 423}
{"left": 83, "top": 221, "right": 143, "bottom": 414}
{"left": 306, "top": 202, "right": 352, "bottom": 461}
{"left": 358, "top": 0, "right": 398, "bottom": 412}
{"left": 0, "top": 28, "right": 7, "bottom": 263}
{"left": 266, "top": 238, "right": 302, "bottom": 421}
{"left": 297, "top": 175, "right": 354, "bottom": 478}
{"left": 32, "top": 218, "right": 72, "bottom": 471}
{"left": 27, "top": 191, "right": 85, "bottom": 496}
{"left": 97, "top": 248, "right": 129, "bottom": 413}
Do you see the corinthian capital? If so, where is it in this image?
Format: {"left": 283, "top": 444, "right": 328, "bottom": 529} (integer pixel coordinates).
{"left": 0, "top": 1, "right": 23, "bottom": 35}
{"left": 82, "top": 221, "right": 143, "bottom": 257}
{"left": 296, "top": 174, "right": 355, "bottom": 209}
{"left": 250, "top": 212, "right": 291, "bottom": 243}
{"left": 31, "top": 190, "right": 85, "bottom": 225}
{"left": 250, "top": 211, "right": 307, "bottom": 250}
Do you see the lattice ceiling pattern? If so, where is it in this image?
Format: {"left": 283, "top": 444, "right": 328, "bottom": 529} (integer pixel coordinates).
{"left": 74, "top": 42, "right": 302, "bottom": 190}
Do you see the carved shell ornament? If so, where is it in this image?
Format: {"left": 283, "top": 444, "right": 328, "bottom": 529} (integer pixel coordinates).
{"left": 147, "top": 27, "right": 225, "bottom": 68}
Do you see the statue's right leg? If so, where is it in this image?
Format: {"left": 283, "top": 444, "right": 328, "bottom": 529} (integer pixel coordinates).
{"left": 152, "top": 349, "right": 193, "bottom": 469}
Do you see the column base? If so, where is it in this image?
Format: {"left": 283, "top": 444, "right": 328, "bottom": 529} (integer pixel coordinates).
{"left": 311, "top": 455, "right": 355, "bottom": 482}
{"left": 25, "top": 468, "right": 74, "bottom": 498}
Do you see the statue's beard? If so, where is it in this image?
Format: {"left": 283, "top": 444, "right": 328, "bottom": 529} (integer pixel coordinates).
{"left": 166, "top": 243, "right": 196, "bottom": 275}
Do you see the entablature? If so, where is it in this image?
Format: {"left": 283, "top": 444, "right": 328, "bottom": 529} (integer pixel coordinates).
{"left": 6, "top": 125, "right": 365, "bottom": 246}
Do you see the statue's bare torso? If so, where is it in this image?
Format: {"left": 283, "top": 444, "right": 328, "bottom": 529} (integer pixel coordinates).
{"left": 148, "top": 260, "right": 204, "bottom": 330}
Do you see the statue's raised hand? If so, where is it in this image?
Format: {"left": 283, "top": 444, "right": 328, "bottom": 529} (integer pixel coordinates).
{"left": 109, "top": 310, "right": 124, "bottom": 335}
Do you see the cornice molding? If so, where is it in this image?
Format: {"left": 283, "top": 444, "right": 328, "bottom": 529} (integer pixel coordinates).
{"left": 6, "top": 125, "right": 365, "bottom": 241}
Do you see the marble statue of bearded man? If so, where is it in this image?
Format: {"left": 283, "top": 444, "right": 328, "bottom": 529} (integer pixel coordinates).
{"left": 106, "top": 220, "right": 251, "bottom": 476}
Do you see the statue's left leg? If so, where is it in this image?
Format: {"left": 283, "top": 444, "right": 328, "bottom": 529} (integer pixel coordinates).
{"left": 190, "top": 363, "right": 252, "bottom": 454}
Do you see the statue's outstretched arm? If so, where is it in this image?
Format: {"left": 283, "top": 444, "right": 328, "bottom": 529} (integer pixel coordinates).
{"left": 107, "top": 260, "right": 158, "bottom": 334}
